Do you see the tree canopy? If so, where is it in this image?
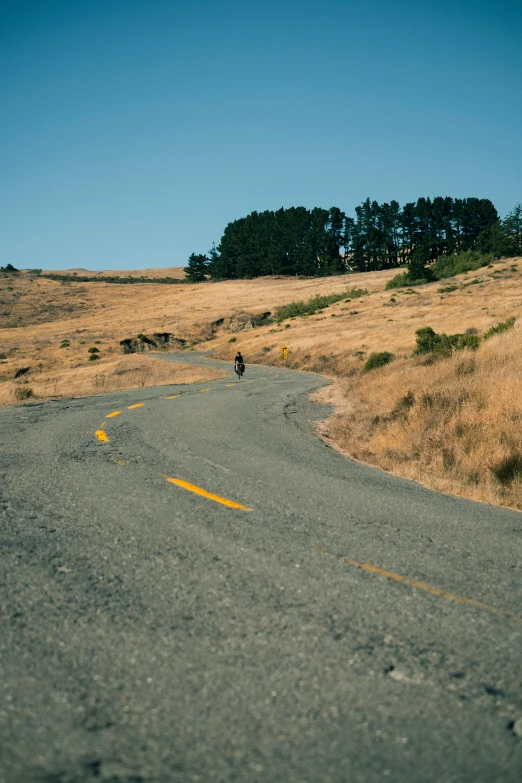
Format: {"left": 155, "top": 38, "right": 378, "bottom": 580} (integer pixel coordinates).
{"left": 185, "top": 198, "right": 521, "bottom": 281}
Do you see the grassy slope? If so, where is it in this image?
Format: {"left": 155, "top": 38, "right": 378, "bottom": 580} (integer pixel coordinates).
{"left": 1, "top": 259, "right": 522, "bottom": 509}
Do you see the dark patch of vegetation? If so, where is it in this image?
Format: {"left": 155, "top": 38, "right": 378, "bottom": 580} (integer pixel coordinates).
{"left": 228, "top": 337, "right": 237, "bottom": 343}
{"left": 363, "top": 352, "right": 395, "bottom": 372}
{"left": 14, "top": 367, "right": 30, "bottom": 378}
{"left": 274, "top": 288, "right": 368, "bottom": 322}
{"left": 88, "top": 347, "right": 100, "bottom": 354}
{"left": 391, "top": 390, "right": 415, "bottom": 419}
{"left": 0, "top": 263, "right": 18, "bottom": 273}
{"left": 483, "top": 316, "right": 516, "bottom": 341}
{"left": 137, "top": 334, "right": 155, "bottom": 345}
{"left": 60, "top": 341, "right": 70, "bottom": 348}
{"left": 88, "top": 353, "right": 100, "bottom": 361}
{"left": 14, "top": 386, "right": 34, "bottom": 400}
{"left": 437, "top": 285, "right": 458, "bottom": 293}
{"left": 489, "top": 453, "right": 522, "bottom": 486}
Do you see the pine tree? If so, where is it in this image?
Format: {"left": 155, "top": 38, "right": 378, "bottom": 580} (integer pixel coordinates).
{"left": 408, "top": 240, "right": 434, "bottom": 282}
{"left": 184, "top": 253, "right": 208, "bottom": 282}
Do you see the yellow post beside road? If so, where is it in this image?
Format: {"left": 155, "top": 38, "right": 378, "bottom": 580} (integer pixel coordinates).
{"left": 281, "top": 344, "right": 289, "bottom": 361}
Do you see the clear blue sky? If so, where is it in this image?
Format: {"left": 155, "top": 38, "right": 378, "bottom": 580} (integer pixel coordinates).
{"left": 1, "top": 0, "right": 521, "bottom": 271}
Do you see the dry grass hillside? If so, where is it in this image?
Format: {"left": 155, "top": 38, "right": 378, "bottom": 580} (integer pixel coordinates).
{"left": 2, "top": 259, "right": 522, "bottom": 510}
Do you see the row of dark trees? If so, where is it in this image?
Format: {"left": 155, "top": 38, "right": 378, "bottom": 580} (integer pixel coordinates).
{"left": 184, "top": 199, "right": 522, "bottom": 281}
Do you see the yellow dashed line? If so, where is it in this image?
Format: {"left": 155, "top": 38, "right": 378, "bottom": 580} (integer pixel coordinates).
{"left": 200, "top": 388, "right": 211, "bottom": 392}
{"left": 128, "top": 403, "right": 145, "bottom": 409}
{"left": 95, "top": 429, "right": 110, "bottom": 443}
{"left": 166, "top": 395, "right": 180, "bottom": 399}
{"left": 165, "top": 477, "right": 252, "bottom": 511}
{"left": 226, "top": 383, "right": 235, "bottom": 387}
{"left": 339, "top": 556, "right": 522, "bottom": 623}
{"left": 106, "top": 410, "right": 121, "bottom": 418}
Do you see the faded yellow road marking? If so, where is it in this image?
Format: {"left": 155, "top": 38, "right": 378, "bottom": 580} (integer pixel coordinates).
{"left": 246, "top": 380, "right": 253, "bottom": 384}
{"left": 106, "top": 410, "right": 121, "bottom": 418}
{"left": 95, "top": 429, "right": 110, "bottom": 443}
{"left": 115, "top": 459, "right": 127, "bottom": 466}
{"left": 339, "top": 556, "right": 522, "bottom": 623}
{"left": 165, "top": 477, "right": 252, "bottom": 511}
{"left": 226, "top": 383, "right": 235, "bottom": 387}
{"left": 200, "top": 388, "right": 211, "bottom": 392}
{"left": 166, "top": 394, "right": 180, "bottom": 399}
{"left": 128, "top": 403, "right": 144, "bottom": 409}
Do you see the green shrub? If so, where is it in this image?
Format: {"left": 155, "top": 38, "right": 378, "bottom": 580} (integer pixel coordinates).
{"left": 385, "top": 272, "right": 410, "bottom": 290}
{"left": 88, "top": 346, "right": 99, "bottom": 354}
{"left": 414, "top": 326, "right": 480, "bottom": 357}
{"left": 414, "top": 327, "right": 454, "bottom": 356}
{"left": 275, "top": 288, "right": 367, "bottom": 322}
{"left": 363, "top": 352, "right": 395, "bottom": 372}
{"left": 88, "top": 353, "right": 100, "bottom": 361}
{"left": 431, "top": 250, "right": 495, "bottom": 280}
{"left": 483, "top": 316, "right": 516, "bottom": 341}
{"left": 489, "top": 453, "right": 522, "bottom": 485}
{"left": 437, "top": 285, "right": 458, "bottom": 293}
{"left": 228, "top": 337, "right": 237, "bottom": 343}
{"left": 455, "top": 334, "right": 480, "bottom": 351}
{"left": 59, "top": 341, "right": 70, "bottom": 348}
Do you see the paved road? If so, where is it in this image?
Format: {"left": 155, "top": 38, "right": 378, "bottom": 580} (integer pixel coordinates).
{"left": 1, "top": 353, "right": 521, "bottom": 782}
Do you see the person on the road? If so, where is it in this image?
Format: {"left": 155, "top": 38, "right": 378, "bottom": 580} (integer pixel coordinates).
{"left": 234, "top": 351, "right": 245, "bottom": 374}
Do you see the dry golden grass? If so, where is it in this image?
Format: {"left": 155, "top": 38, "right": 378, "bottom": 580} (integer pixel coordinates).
{"left": 44, "top": 266, "right": 186, "bottom": 279}
{"left": 2, "top": 258, "right": 522, "bottom": 510}
{"left": 0, "top": 266, "right": 388, "bottom": 405}
{"left": 0, "top": 352, "right": 225, "bottom": 406}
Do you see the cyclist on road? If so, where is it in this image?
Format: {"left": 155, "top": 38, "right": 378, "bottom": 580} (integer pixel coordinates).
{"left": 234, "top": 351, "right": 245, "bottom": 377}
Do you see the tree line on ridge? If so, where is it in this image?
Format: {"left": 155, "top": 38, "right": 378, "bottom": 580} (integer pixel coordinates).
{"left": 184, "top": 198, "right": 522, "bottom": 281}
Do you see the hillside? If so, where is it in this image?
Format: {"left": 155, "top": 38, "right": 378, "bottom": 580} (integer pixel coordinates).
{"left": 1, "top": 258, "right": 521, "bottom": 510}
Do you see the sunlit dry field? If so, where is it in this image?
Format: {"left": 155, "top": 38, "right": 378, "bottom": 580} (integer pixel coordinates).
{"left": 2, "top": 259, "right": 522, "bottom": 509}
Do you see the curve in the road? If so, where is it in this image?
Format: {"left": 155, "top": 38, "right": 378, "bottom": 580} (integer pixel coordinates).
{"left": 93, "top": 360, "right": 521, "bottom": 625}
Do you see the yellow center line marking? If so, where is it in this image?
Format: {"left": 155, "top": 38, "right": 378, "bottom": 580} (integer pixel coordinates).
{"left": 165, "top": 477, "right": 252, "bottom": 511}
{"left": 166, "top": 394, "right": 180, "bottom": 399}
{"left": 226, "top": 383, "right": 235, "bottom": 387}
{"left": 106, "top": 410, "right": 121, "bottom": 418}
{"left": 95, "top": 429, "right": 110, "bottom": 443}
{"left": 338, "top": 556, "right": 522, "bottom": 623}
{"left": 128, "top": 403, "right": 145, "bottom": 409}
{"left": 200, "top": 388, "right": 211, "bottom": 392}
{"left": 246, "top": 380, "right": 253, "bottom": 384}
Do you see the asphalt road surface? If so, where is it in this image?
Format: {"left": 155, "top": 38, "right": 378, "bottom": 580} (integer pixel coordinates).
{"left": 1, "top": 353, "right": 521, "bottom": 783}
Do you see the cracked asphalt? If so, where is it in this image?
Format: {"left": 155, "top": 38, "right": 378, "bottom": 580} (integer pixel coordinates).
{"left": 1, "top": 353, "right": 521, "bottom": 782}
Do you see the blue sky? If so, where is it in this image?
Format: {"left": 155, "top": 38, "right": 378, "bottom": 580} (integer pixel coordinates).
{"left": 1, "top": 0, "right": 521, "bottom": 271}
